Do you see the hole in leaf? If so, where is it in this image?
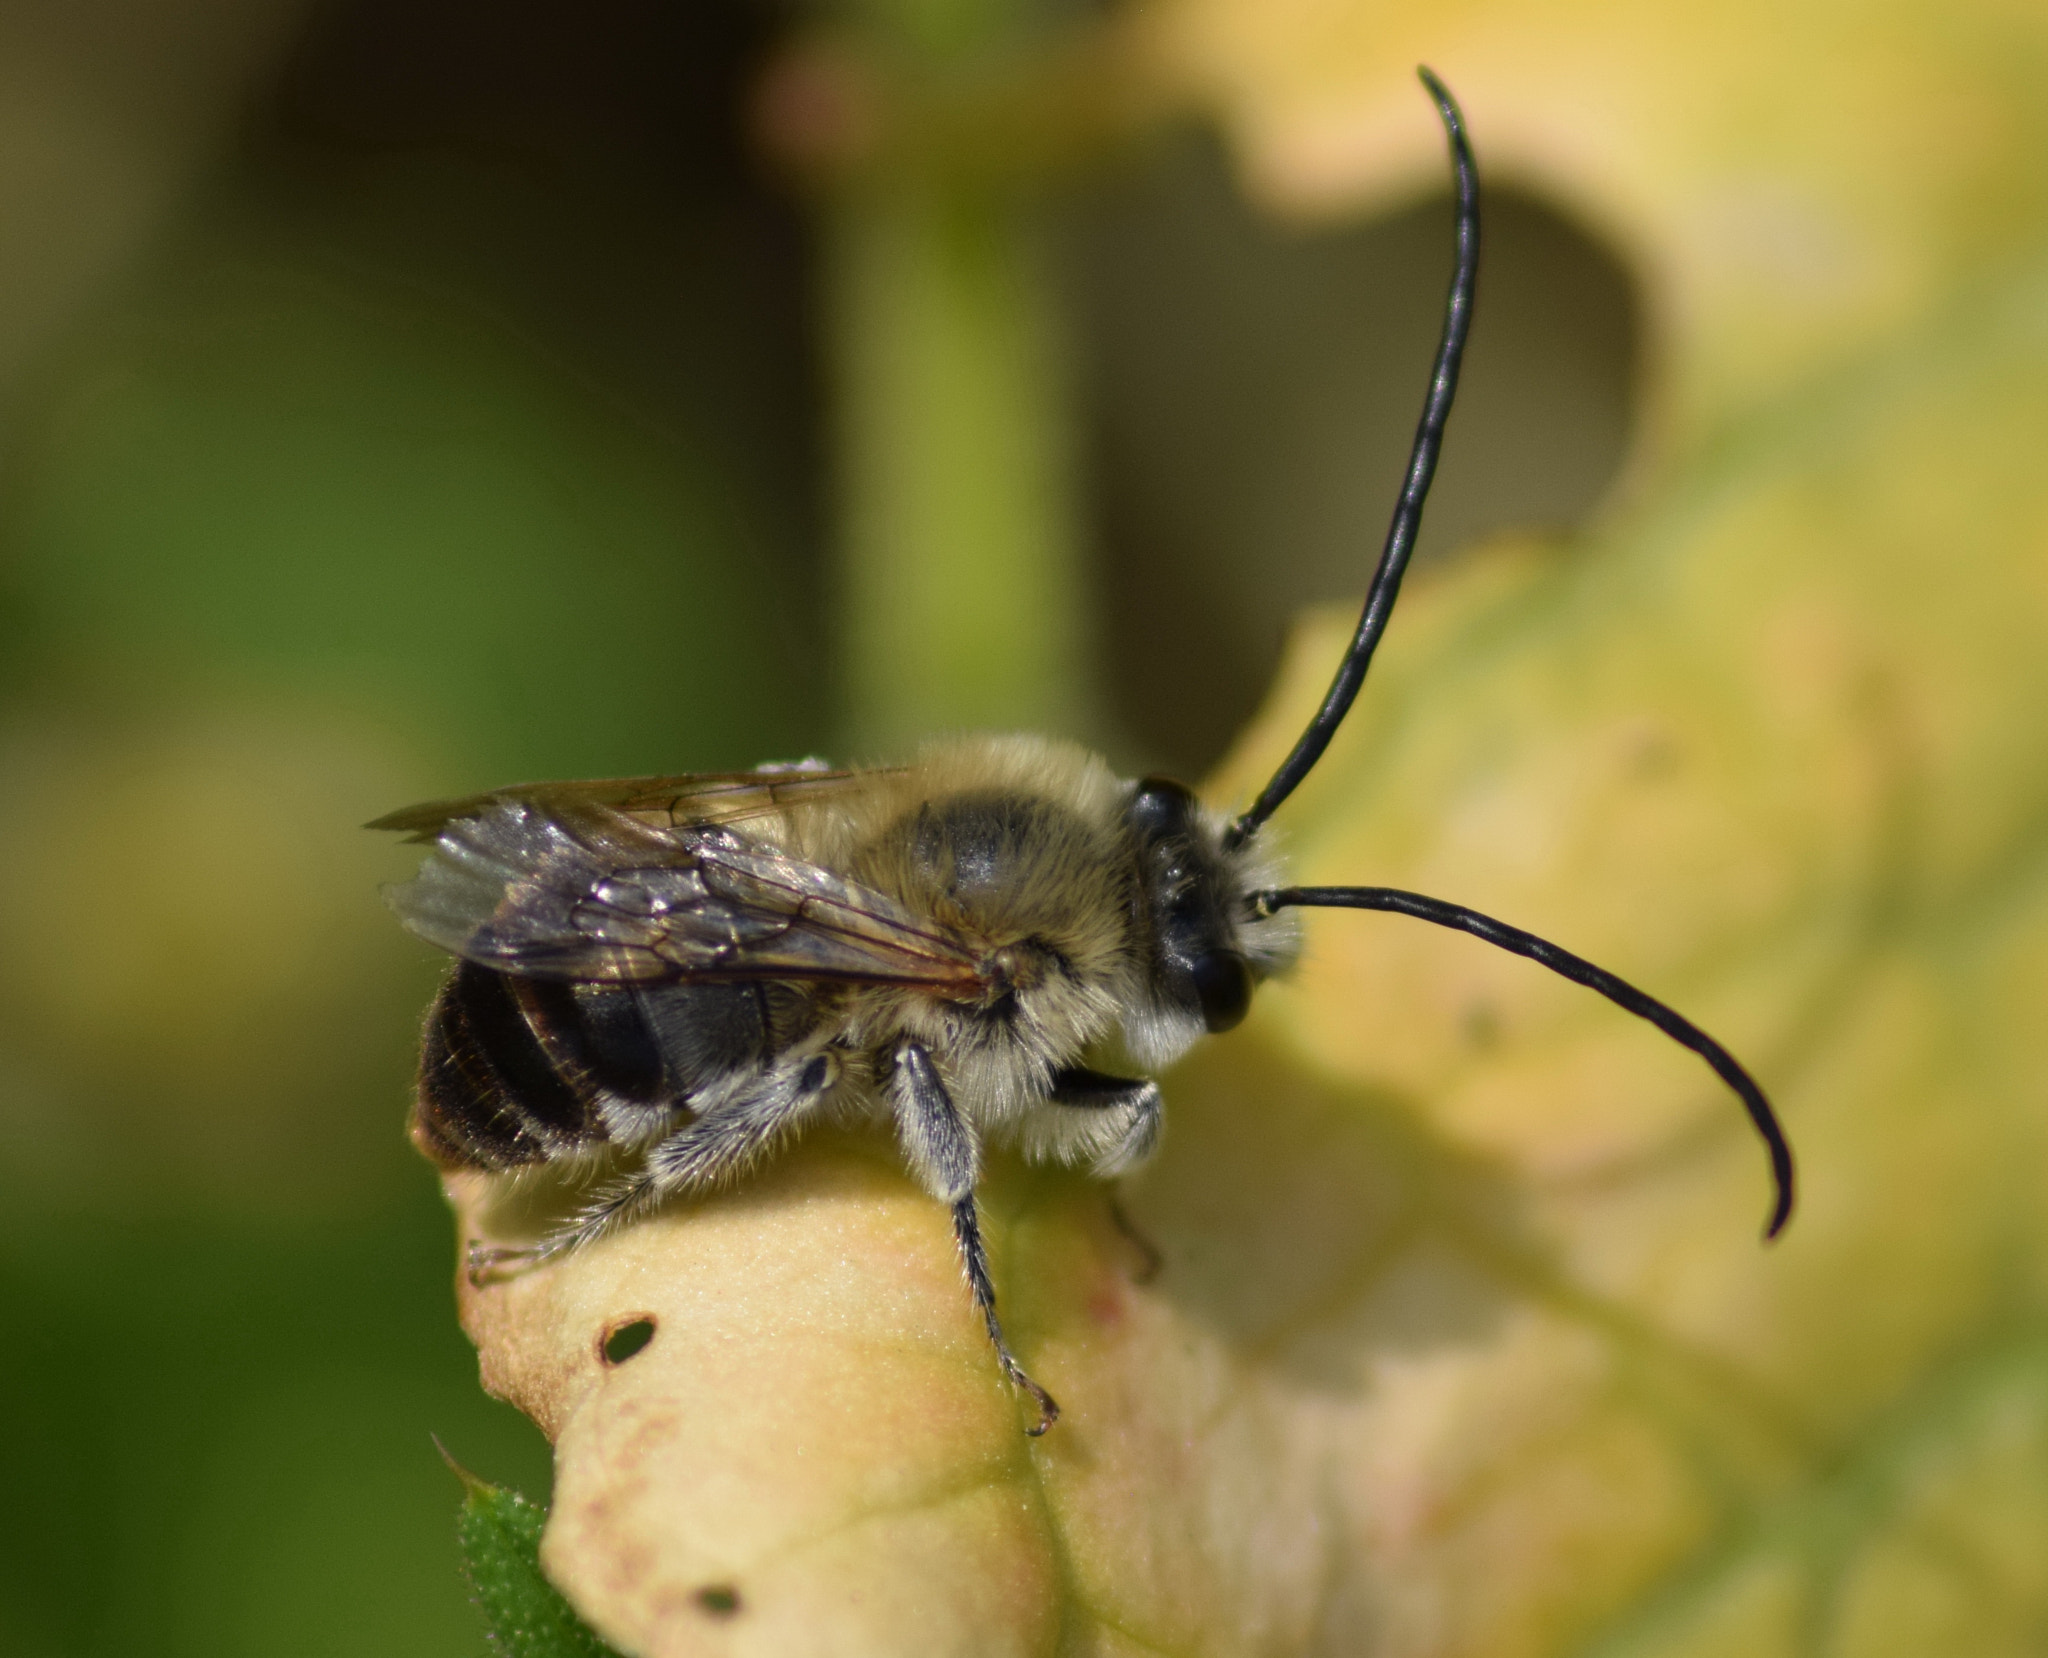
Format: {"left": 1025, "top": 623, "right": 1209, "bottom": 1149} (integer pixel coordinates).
{"left": 694, "top": 1583, "right": 742, "bottom": 1617}
{"left": 600, "top": 1316, "right": 657, "bottom": 1366}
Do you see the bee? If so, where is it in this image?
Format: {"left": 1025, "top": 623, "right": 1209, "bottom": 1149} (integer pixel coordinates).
{"left": 374, "top": 70, "right": 1793, "bottom": 1435}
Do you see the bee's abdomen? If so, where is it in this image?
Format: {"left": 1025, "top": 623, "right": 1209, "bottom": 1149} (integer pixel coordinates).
{"left": 412, "top": 963, "right": 779, "bottom": 1171}
{"left": 414, "top": 961, "right": 599, "bottom": 1169}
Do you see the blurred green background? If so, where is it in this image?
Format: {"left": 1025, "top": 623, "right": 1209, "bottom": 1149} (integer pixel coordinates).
{"left": 0, "top": 1, "right": 1632, "bottom": 1652}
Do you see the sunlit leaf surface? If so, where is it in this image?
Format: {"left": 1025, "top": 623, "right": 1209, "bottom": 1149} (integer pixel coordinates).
{"left": 446, "top": 5, "right": 2048, "bottom": 1653}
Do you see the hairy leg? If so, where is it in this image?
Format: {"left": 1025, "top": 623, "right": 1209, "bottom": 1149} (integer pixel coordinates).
{"left": 1020, "top": 1066, "right": 1163, "bottom": 1177}
{"left": 890, "top": 1040, "right": 1059, "bottom": 1434}
{"left": 469, "top": 1049, "right": 840, "bottom": 1279}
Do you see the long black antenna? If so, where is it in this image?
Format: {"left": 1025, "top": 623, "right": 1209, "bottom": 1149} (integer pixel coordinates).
{"left": 1254, "top": 885, "right": 1797, "bottom": 1239}
{"left": 1226, "top": 66, "right": 1479, "bottom": 851}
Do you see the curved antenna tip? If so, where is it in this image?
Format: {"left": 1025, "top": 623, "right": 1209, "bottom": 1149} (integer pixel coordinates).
{"left": 1763, "top": 1170, "right": 1796, "bottom": 1241}
{"left": 1260, "top": 885, "right": 1798, "bottom": 1248}
{"left": 1415, "top": 67, "right": 1464, "bottom": 132}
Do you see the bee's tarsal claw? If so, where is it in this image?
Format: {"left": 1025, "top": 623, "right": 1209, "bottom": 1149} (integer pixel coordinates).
{"left": 465, "top": 1240, "right": 543, "bottom": 1286}
{"left": 1019, "top": 1374, "right": 1061, "bottom": 1437}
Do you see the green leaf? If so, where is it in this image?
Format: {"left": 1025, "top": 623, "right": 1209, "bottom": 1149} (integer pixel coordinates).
{"left": 450, "top": 1459, "right": 623, "bottom": 1658}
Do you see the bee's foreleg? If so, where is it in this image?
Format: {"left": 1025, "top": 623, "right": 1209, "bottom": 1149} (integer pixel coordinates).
{"left": 889, "top": 1040, "right": 1059, "bottom": 1435}
{"left": 471, "top": 1050, "right": 841, "bottom": 1281}
{"left": 1105, "top": 1191, "right": 1164, "bottom": 1285}
{"left": 1023, "top": 1067, "right": 1164, "bottom": 1178}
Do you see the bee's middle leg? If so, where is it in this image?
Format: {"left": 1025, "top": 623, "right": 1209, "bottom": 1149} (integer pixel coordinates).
{"left": 889, "top": 1040, "right": 1059, "bottom": 1435}
{"left": 469, "top": 1050, "right": 841, "bottom": 1280}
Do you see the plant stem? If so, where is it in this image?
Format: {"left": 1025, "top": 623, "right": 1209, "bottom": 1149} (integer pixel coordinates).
{"left": 822, "top": 3, "right": 1094, "bottom": 755}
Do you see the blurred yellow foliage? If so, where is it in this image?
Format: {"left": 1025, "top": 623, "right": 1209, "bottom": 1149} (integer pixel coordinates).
{"left": 0, "top": 700, "right": 430, "bottom": 1213}
{"left": 452, "top": 4, "right": 2048, "bottom": 1654}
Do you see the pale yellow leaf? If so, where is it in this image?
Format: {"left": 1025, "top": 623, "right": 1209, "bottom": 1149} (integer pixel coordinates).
{"left": 435, "top": 5, "right": 2048, "bottom": 1653}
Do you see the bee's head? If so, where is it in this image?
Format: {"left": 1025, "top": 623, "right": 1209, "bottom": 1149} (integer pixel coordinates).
{"left": 1122, "top": 777, "right": 1296, "bottom": 1066}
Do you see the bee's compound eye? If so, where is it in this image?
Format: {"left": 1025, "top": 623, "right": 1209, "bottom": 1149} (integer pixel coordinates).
{"left": 1129, "top": 777, "right": 1198, "bottom": 840}
{"left": 1191, "top": 950, "right": 1253, "bottom": 1033}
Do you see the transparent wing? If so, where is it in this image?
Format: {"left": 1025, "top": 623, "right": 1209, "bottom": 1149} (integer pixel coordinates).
{"left": 367, "top": 763, "right": 889, "bottom": 843}
{"left": 384, "top": 799, "right": 987, "bottom": 992}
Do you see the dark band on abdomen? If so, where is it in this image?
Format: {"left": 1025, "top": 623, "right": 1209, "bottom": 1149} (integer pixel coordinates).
{"left": 414, "top": 961, "right": 596, "bottom": 1169}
